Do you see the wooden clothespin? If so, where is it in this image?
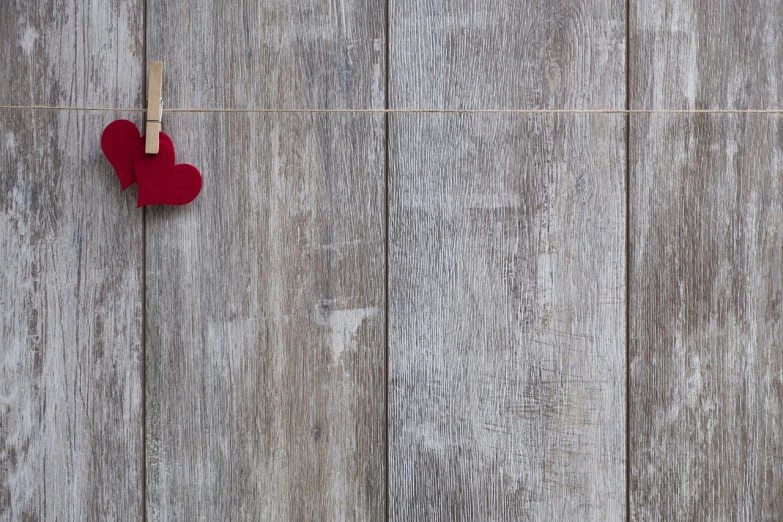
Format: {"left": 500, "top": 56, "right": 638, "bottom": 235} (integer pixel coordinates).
{"left": 145, "top": 61, "right": 163, "bottom": 154}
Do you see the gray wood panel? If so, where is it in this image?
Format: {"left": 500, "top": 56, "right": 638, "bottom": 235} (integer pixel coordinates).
{"left": 632, "top": 2, "right": 783, "bottom": 111}
{"left": 390, "top": 0, "right": 625, "bottom": 109}
{"left": 0, "top": 1, "right": 144, "bottom": 108}
{"left": 145, "top": 112, "right": 385, "bottom": 521}
{"left": 147, "top": 0, "right": 384, "bottom": 110}
{"left": 630, "top": 114, "right": 783, "bottom": 521}
{"left": 389, "top": 113, "right": 626, "bottom": 521}
{"left": 145, "top": 2, "right": 386, "bottom": 519}
{"left": 389, "top": 1, "right": 626, "bottom": 519}
{"left": 631, "top": 2, "right": 783, "bottom": 520}
{"left": 0, "top": 2, "right": 145, "bottom": 520}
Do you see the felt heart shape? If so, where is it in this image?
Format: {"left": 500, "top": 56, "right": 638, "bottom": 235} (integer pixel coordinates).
{"left": 134, "top": 141, "right": 202, "bottom": 207}
{"left": 101, "top": 119, "right": 172, "bottom": 190}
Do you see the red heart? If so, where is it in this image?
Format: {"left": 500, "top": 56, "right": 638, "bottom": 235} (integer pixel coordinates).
{"left": 134, "top": 141, "right": 202, "bottom": 207}
{"left": 101, "top": 119, "right": 172, "bottom": 190}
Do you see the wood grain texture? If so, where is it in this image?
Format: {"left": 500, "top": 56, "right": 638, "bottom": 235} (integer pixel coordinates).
{"left": 389, "top": 1, "right": 626, "bottom": 519}
{"left": 630, "top": 3, "right": 783, "bottom": 520}
{"left": 145, "top": 2, "right": 385, "bottom": 518}
{"left": 389, "top": 113, "right": 626, "bottom": 521}
{"left": 389, "top": 0, "right": 625, "bottom": 110}
{"left": 145, "top": 112, "right": 385, "bottom": 521}
{"left": 0, "top": 112, "right": 145, "bottom": 522}
{"left": 630, "top": 114, "right": 783, "bottom": 522}
{"left": 0, "top": 1, "right": 145, "bottom": 520}
{"left": 0, "top": 0, "right": 145, "bottom": 108}
{"left": 147, "top": 0, "right": 385, "bottom": 110}
{"left": 632, "top": 1, "right": 783, "bottom": 111}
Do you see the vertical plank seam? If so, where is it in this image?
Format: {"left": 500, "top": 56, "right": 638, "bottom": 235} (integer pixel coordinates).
{"left": 141, "top": 184, "right": 148, "bottom": 522}
{"left": 624, "top": 0, "right": 631, "bottom": 520}
{"left": 141, "top": 0, "right": 149, "bottom": 519}
{"left": 384, "top": 0, "right": 391, "bottom": 518}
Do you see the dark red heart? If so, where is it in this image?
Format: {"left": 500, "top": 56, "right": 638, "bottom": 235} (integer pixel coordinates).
{"left": 101, "top": 119, "right": 172, "bottom": 190}
{"left": 134, "top": 141, "right": 202, "bottom": 207}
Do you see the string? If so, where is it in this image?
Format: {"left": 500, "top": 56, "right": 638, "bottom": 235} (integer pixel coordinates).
{"left": 3, "top": 104, "right": 783, "bottom": 114}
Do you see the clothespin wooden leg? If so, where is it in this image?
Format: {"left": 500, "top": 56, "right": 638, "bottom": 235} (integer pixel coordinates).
{"left": 145, "top": 61, "right": 163, "bottom": 154}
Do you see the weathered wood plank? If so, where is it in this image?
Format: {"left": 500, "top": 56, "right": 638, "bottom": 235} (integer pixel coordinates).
{"left": 630, "top": 114, "right": 783, "bottom": 522}
{"left": 389, "top": 1, "right": 627, "bottom": 519}
{"left": 631, "top": 2, "right": 783, "bottom": 111}
{"left": 0, "top": 2, "right": 145, "bottom": 520}
{"left": 390, "top": 0, "right": 625, "bottom": 109}
{"left": 389, "top": 114, "right": 626, "bottom": 521}
{"left": 147, "top": 0, "right": 385, "bottom": 110}
{"left": 631, "top": 4, "right": 783, "bottom": 519}
{"left": 145, "top": 112, "right": 385, "bottom": 521}
{"left": 0, "top": 1, "right": 144, "bottom": 109}
{"left": 145, "top": 1, "right": 386, "bottom": 519}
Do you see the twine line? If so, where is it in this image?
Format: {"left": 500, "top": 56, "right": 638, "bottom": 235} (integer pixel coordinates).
{"left": 3, "top": 105, "right": 783, "bottom": 114}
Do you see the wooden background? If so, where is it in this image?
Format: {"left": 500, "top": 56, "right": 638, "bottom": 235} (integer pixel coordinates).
{"left": 1, "top": 0, "right": 781, "bottom": 520}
